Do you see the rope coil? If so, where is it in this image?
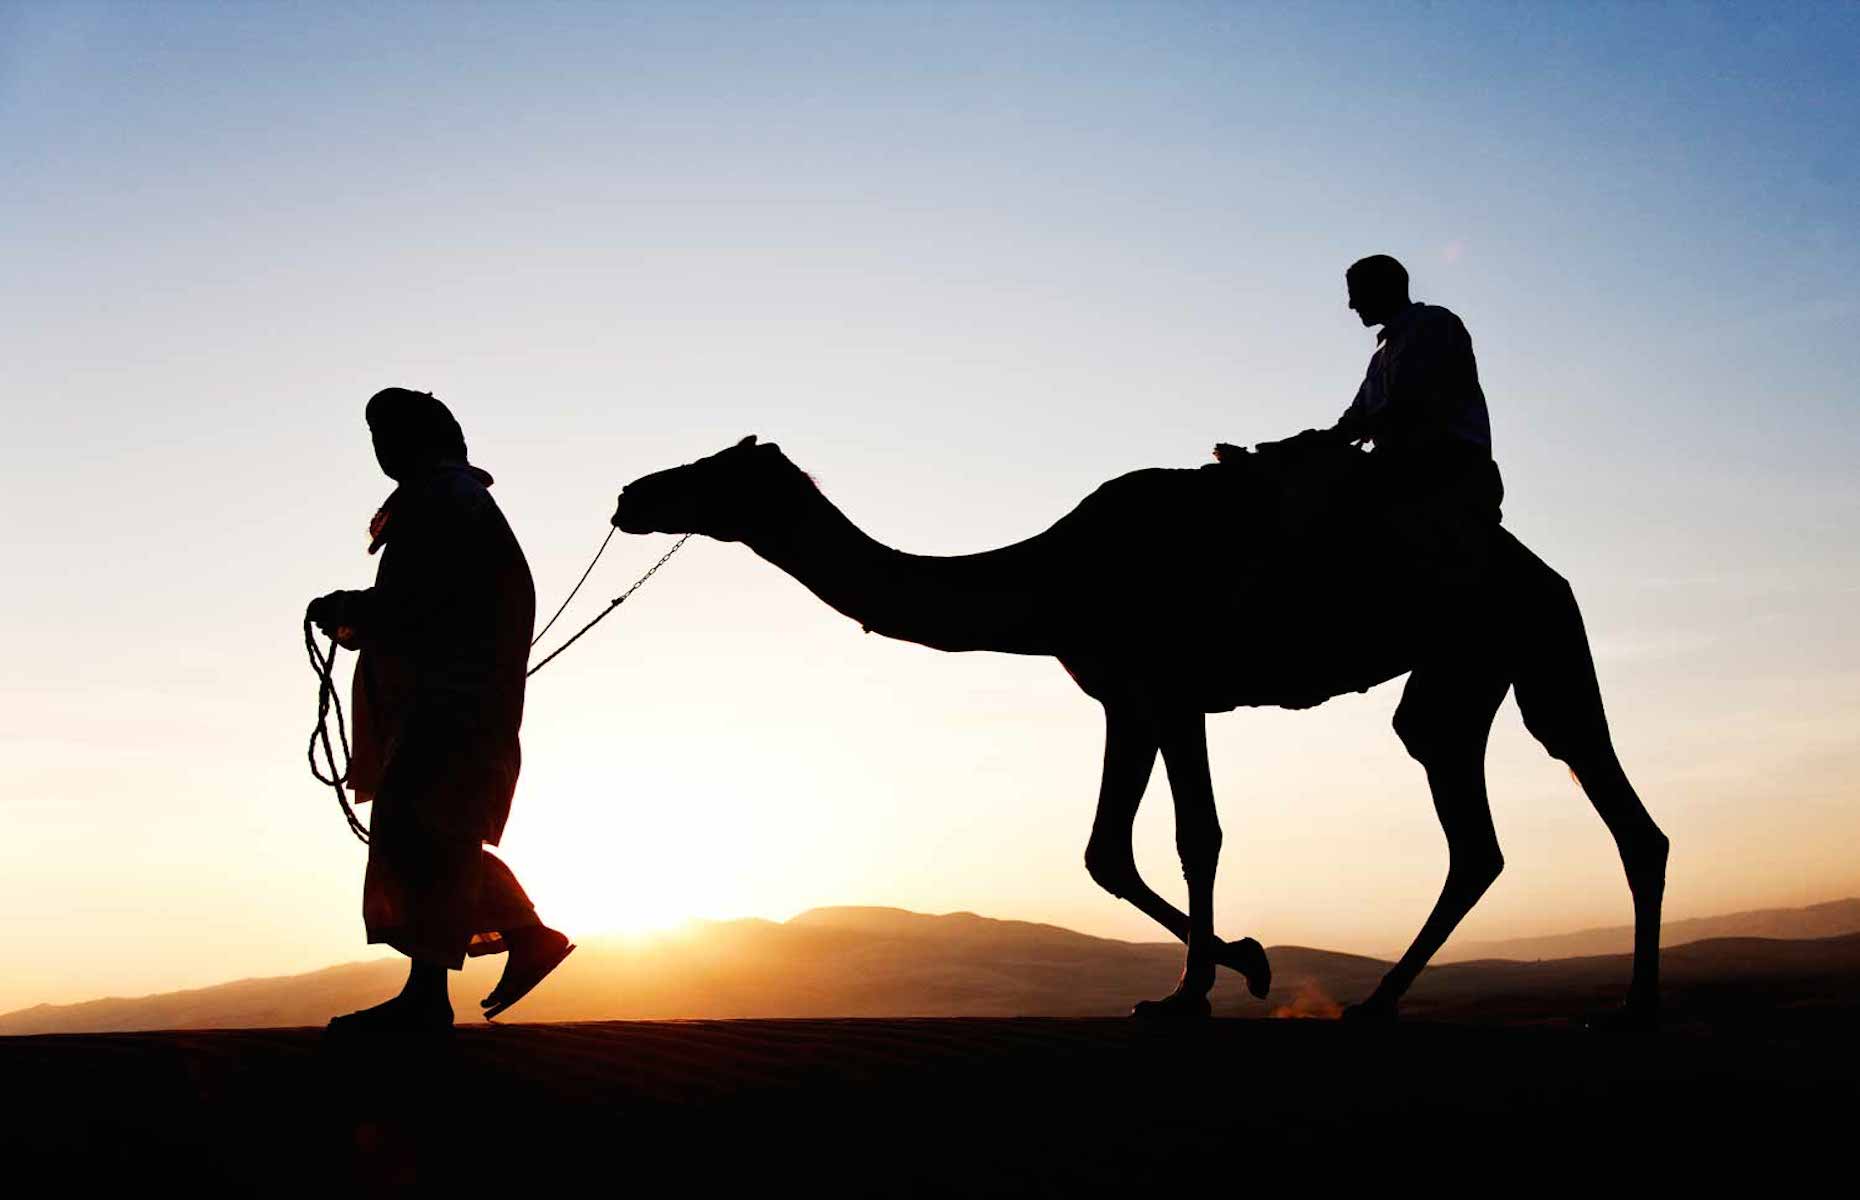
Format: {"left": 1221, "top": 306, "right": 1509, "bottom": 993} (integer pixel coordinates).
{"left": 305, "top": 616, "right": 370, "bottom": 843}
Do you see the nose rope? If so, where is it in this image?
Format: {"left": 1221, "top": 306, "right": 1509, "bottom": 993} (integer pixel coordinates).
{"left": 306, "top": 531, "right": 693, "bottom": 844}
{"left": 531, "top": 526, "right": 616, "bottom": 649}
{"left": 526, "top": 533, "right": 692, "bottom": 678}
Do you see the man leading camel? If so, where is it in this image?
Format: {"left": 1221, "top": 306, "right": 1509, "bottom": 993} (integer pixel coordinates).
{"left": 309, "top": 388, "right": 573, "bottom": 1033}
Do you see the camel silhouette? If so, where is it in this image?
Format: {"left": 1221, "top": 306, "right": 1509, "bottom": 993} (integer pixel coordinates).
{"left": 613, "top": 436, "right": 1668, "bottom": 1027}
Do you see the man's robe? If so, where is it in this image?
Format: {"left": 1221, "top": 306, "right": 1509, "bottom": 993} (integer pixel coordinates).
{"left": 343, "top": 463, "right": 538, "bottom": 968}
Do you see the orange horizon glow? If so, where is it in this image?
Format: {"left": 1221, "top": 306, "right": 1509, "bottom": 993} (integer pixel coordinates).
{"left": 6, "top": 3, "right": 1858, "bottom": 1018}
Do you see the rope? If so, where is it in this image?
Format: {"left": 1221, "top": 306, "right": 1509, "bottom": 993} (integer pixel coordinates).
{"left": 307, "top": 532, "right": 693, "bottom": 842}
{"left": 526, "top": 534, "right": 691, "bottom": 678}
{"left": 305, "top": 616, "right": 370, "bottom": 844}
{"left": 531, "top": 526, "right": 615, "bottom": 649}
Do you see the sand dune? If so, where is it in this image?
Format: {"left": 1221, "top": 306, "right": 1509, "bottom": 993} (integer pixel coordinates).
{"left": 6, "top": 901, "right": 1859, "bottom": 1036}
{"left": 7, "top": 904, "right": 1858, "bottom": 1191}
{"left": 1441, "top": 896, "right": 1860, "bottom": 961}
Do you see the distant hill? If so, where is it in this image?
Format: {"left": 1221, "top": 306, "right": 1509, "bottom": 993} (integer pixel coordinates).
{"left": 1442, "top": 897, "right": 1860, "bottom": 962}
{"left": 6, "top": 901, "right": 1860, "bottom": 1035}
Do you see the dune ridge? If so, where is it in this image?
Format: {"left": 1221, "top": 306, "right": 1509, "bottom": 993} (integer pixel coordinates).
{"left": 6, "top": 899, "right": 1859, "bottom": 1036}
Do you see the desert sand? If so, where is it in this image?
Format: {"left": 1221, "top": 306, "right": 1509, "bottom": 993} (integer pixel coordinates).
{"left": 6, "top": 907, "right": 1858, "bottom": 1194}
{"left": 4, "top": 1015, "right": 1852, "bottom": 1195}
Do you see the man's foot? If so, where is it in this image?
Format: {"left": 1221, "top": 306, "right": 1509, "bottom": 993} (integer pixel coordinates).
{"left": 482, "top": 927, "right": 575, "bottom": 1021}
{"left": 327, "top": 992, "right": 453, "bottom": 1037}
{"left": 1217, "top": 936, "right": 1272, "bottom": 999}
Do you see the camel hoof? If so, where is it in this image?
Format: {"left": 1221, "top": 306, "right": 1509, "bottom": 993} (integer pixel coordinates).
{"left": 1339, "top": 995, "right": 1398, "bottom": 1025}
{"left": 1131, "top": 992, "right": 1212, "bottom": 1024}
{"left": 1221, "top": 937, "right": 1272, "bottom": 999}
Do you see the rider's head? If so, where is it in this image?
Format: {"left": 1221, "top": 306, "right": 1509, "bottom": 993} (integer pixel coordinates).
{"left": 1345, "top": 255, "right": 1411, "bottom": 328}
{"left": 365, "top": 388, "right": 467, "bottom": 482}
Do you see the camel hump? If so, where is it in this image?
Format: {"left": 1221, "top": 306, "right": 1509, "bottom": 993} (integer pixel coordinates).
{"left": 1060, "top": 465, "right": 1245, "bottom": 542}
{"left": 1078, "top": 465, "right": 1190, "bottom": 509}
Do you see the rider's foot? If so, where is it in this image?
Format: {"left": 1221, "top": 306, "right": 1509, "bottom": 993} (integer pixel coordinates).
{"left": 1217, "top": 936, "right": 1272, "bottom": 999}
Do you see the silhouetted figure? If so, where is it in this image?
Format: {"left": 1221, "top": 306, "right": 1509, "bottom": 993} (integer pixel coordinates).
{"left": 309, "top": 389, "right": 573, "bottom": 1034}
{"left": 611, "top": 425, "right": 1668, "bottom": 1028}
{"left": 1222, "top": 255, "right": 1501, "bottom": 555}
{"left": 1226, "top": 257, "right": 1666, "bottom": 1025}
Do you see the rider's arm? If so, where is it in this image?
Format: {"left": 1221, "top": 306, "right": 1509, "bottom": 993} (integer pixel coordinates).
{"left": 1333, "top": 374, "right": 1374, "bottom": 445}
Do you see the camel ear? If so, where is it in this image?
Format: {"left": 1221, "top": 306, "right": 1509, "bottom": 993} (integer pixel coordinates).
{"left": 735, "top": 435, "right": 758, "bottom": 448}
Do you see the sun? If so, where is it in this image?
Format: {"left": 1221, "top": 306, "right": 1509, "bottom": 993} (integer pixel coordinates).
{"left": 506, "top": 841, "right": 702, "bottom": 938}
{"left": 491, "top": 785, "right": 765, "bottom": 938}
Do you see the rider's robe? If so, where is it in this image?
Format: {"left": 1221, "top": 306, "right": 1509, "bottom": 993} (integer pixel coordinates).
{"left": 343, "top": 462, "right": 539, "bottom": 968}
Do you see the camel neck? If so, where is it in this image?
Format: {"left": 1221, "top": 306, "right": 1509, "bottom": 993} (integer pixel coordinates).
{"left": 744, "top": 486, "right": 1054, "bottom": 656}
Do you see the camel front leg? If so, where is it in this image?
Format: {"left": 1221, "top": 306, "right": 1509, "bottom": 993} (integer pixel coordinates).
{"left": 1130, "top": 709, "right": 1224, "bottom": 1021}
{"left": 1085, "top": 705, "right": 1270, "bottom": 998}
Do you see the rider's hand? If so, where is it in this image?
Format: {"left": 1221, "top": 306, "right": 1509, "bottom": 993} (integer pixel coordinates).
{"left": 1255, "top": 427, "right": 1343, "bottom": 458}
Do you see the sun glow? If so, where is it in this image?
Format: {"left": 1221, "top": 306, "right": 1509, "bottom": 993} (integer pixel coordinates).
{"left": 500, "top": 823, "right": 727, "bottom": 938}
{"left": 515, "top": 853, "right": 698, "bottom": 938}
{"left": 493, "top": 773, "right": 768, "bottom": 939}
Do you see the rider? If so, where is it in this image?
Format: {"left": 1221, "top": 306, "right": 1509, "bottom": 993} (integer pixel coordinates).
{"left": 1222, "top": 254, "right": 1503, "bottom": 596}
{"left": 1332, "top": 253, "right": 1501, "bottom": 538}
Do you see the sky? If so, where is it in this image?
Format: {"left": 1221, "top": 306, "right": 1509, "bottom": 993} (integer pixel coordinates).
{"left": 3, "top": 1, "right": 1857, "bottom": 1014}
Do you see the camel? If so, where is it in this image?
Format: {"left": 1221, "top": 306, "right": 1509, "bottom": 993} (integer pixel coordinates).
{"left": 612, "top": 436, "right": 1669, "bottom": 1027}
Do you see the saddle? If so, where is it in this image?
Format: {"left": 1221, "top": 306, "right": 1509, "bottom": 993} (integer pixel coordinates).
{"left": 1198, "top": 434, "right": 1507, "bottom": 708}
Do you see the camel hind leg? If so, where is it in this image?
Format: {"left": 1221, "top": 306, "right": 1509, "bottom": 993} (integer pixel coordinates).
{"left": 1510, "top": 551, "right": 1668, "bottom": 1026}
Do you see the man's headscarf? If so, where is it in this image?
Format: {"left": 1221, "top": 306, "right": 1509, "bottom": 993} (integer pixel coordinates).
{"left": 364, "top": 388, "right": 490, "bottom": 554}
{"left": 366, "top": 388, "right": 468, "bottom": 465}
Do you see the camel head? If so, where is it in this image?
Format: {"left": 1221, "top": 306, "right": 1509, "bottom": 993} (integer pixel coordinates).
{"left": 613, "top": 435, "right": 812, "bottom": 543}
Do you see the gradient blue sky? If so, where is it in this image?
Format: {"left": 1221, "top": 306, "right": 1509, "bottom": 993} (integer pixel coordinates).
{"left": 4, "top": 2, "right": 1857, "bottom": 1012}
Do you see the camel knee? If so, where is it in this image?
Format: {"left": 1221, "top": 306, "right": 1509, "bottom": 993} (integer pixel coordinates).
{"left": 1084, "top": 841, "right": 1139, "bottom": 898}
{"left": 1522, "top": 709, "right": 1607, "bottom": 767}
{"left": 1175, "top": 821, "right": 1222, "bottom": 878}
{"left": 1621, "top": 825, "right": 1670, "bottom": 895}
{"left": 1448, "top": 847, "right": 1504, "bottom": 899}
{"left": 1393, "top": 699, "right": 1462, "bottom": 767}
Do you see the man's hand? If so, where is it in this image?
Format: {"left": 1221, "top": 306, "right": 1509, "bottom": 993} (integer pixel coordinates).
{"left": 1255, "top": 427, "right": 1347, "bottom": 459}
{"left": 307, "top": 591, "right": 356, "bottom": 643}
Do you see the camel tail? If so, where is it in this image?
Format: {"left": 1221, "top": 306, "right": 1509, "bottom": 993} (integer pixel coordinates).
{"left": 1496, "top": 531, "right": 1616, "bottom": 766}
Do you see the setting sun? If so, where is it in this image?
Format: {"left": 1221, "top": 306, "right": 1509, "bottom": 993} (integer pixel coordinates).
{"left": 6, "top": 4, "right": 1860, "bottom": 1188}
{"left": 504, "top": 833, "right": 712, "bottom": 939}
